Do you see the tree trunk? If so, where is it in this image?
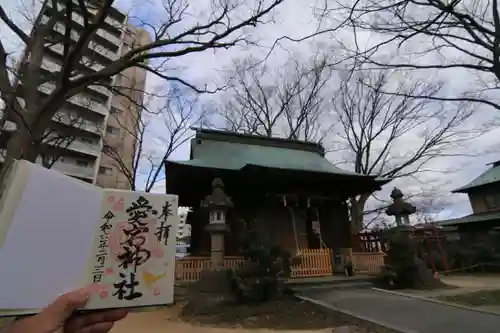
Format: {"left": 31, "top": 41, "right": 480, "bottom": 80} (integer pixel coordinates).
{"left": 349, "top": 193, "right": 371, "bottom": 234}
{"left": 0, "top": 131, "right": 32, "bottom": 191}
{"left": 0, "top": 114, "right": 47, "bottom": 190}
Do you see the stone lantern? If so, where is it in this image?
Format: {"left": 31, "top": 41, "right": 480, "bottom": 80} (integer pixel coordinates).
{"left": 185, "top": 178, "right": 234, "bottom": 311}
{"left": 385, "top": 187, "right": 416, "bottom": 227}
{"left": 200, "top": 178, "right": 233, "bottom": 269}
{"left": 383, "top": 188, "right": 439, "bottom": 287}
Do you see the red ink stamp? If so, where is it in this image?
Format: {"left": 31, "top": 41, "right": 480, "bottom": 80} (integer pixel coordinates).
{"left": 106, "top": 195, "right": 125, "bottom": 211}
{"left": 99, "top": 290, "right": 108, "bottom": 299}
{"left": 113, "top": 197, "right": 124, "bottom": 211}
{"left": 86, "top": 283, "right": 107, "bottom": 295}
{"left": 152, "top": 248, "right": 164, "bottom": 258}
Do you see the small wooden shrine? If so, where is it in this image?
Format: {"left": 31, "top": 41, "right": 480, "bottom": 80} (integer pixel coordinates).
{"left": 166, "top": 129, "right": 390, "bottom": 267}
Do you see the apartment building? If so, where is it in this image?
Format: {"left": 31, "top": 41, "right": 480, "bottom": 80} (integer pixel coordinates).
{"left": 96, "top": 25, "right": 151, "bottom": 189}
{"left": 0, "top": 0, "right": 151, "bottom": 189}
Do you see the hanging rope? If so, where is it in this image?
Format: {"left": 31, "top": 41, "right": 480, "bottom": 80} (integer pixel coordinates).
{"left": 307, "top": 196, "right": 327, "bottom": 249}
{"left": 284, "top": 195, "right": 301, "bottom": 256}
{"left": 314, "top": 208, "right": 328, "bottom": 249}
{"left": 288, "top": 206, "right": 302, "bottom": 256}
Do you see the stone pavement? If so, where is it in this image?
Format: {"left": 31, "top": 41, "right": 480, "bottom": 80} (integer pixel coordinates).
{"left": 300, "top": 287, "right": 500, "bottom": 333}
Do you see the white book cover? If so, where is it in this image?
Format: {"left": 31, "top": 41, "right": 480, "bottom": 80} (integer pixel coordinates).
{"left": 0, "top": 160, "right": 179, "bottom": 316}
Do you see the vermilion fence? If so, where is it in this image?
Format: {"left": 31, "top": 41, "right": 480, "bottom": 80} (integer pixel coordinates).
{"left": 175, "top": 256, "right": 244, "bottom": 281}
{"left": 290, "top": 248, "right": 333, "bottom": 277}
{"left": 351, "top": 252, "right": 385, "bottom": 274}
{"left": 175, "top": 248, "right": 385, "bottom": 281}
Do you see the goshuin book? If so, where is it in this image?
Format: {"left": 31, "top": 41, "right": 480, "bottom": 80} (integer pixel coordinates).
{"left": 0, "top": 160, "right": 179, "bottom": 316}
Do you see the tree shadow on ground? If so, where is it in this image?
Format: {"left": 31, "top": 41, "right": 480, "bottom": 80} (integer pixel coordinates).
{"left": 179, "top": 295, "right": 357, "bottom": 330}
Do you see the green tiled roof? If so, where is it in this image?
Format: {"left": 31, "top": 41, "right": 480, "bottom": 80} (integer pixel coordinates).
{"left": 170, "top": 138, "right": 366, "bottom": 177}
{"left": 452, "top": 160, "right": 500, "bottom": 193}
{"left": 437, "top": 211, "right": 500, "bottom": 226}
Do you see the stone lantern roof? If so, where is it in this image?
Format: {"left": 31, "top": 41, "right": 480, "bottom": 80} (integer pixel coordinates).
{"left": 200, "top": 178, "right": 233, "bottom": 210}
{"left": 386, "top": 187, "right": 416, "bottom": 216}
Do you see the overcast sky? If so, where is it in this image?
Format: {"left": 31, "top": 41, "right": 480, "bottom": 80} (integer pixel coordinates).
{"left": 1, "top": 0, "right": 499, "bottom": 222}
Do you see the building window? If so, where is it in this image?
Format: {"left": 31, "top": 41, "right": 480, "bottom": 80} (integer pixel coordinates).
{"left": 106, "top": 125, "right": 120, "bottom": 135}
{"left": 102, "top": 145, "right": 112, "bottom": 154}
{"left": 485, "top": 194, "right": 500, "bottom": 210}
{"left": 99, "top": 166, "right": 113, "bottom": 175}
{"left": 76, "top": 160, "right": 89, "bottom": 167}
{"left": 110, "top": 107, "right": 122, "bottom": 114}
{"left": 81, "top": 137, "right": 93, "bottom": 144}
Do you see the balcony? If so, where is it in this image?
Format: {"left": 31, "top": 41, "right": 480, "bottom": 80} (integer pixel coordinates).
{"left": 53, "top": 110, "right": 102, "bottom": 135}
{"left": 38, "top": 82, "right": 109, "bottom": 116}
{"left": 0, "top": 108, "right": 101, "bottom": 138}
{"left": 67, "top": 138, "right": 101, "bottom": 156}
{"left": 50, "top": 160, "right": 96, "bottom": 180}
{"left": 41, "top": 57, "right": 111, "bottom": 99}
{"left": 42, "top": 17, "right": 118, "bottom": 61}
{"left": 41, "top": 15, "right": 122, "bottom": 49}
{"left": 87, "top": 41, "right": 118, "bottom": 62}
{"left": 44, "top": 132, "right": 101, "bottom": 157}
{"left": 31, "top": 155, "right": 96, "bottom": 180}
{"left": 70, "top": 13, "right": 123, "bottom": 46}
{"left": 47, "top": 44, "right": 107, "bottom": 73}
{"left": 46, "top": 0, "right": 126, "bottom": 32}
{"left": 0, "top": 145, "right": 99, "bottom": 167}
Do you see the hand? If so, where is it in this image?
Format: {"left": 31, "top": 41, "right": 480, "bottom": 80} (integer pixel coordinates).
{"left": 5, "top": 289, "right": 128, "bottom": 333}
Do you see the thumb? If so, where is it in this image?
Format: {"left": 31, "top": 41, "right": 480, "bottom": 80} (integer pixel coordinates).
{"left": 39, "top": 289, "right": 90, "bottom": 323}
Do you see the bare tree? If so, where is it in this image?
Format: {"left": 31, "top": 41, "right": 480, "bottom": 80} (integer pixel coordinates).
{"left": 314, "top": 0, "right": 500, "bottom": 111}
{"left": 0, "top": 0, "right": 284, "bottom": 182}
{"left": 361, "top": 188, "right": 454, "bottom": 230}
{"left": 102, "top": 87, "right": 206, "bottom": 191}
{"left": 1, "top": 102, "right": 93, "bottom": 168}
{"left": 39, "top": 111, "right": 85, "bottom": 167}
{"left": 220, "top": 54, "right": 333, "bottom": 142}
{"left": 332, "top": 69, "right": 479, "bottom": 232}
{"left": 412, "top": 195, "right": 452, "bottom": 225}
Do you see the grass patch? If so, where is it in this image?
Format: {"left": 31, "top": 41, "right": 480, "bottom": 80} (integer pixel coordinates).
{"left": 436, "top": 289, "right": 500, "bottom": 306}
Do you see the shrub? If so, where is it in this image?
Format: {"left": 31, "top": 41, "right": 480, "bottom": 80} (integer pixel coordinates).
{"left": 229, "top": 218, "right": 291, "bottom": 303}
{"left": 444, "top": 231, "right": 500, "bottom": 273}
{"left": 376, "top": 228, "right": 438, "bottom": 289}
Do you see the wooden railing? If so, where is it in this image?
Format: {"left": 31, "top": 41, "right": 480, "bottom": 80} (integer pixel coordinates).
{"left": 175, "top": 256, "right": 244, "bottom": 281}
{"left": 291, "top": 248, "right": 333, "bottom": 277}
{"left": 175, "top": 249, "right": 385, "bottom": 281}
{"left": 351, "top": 252, "right": 385, "bottom": 274}
{"left": 352, "top": 231, "right": 387, "bottom": 253}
